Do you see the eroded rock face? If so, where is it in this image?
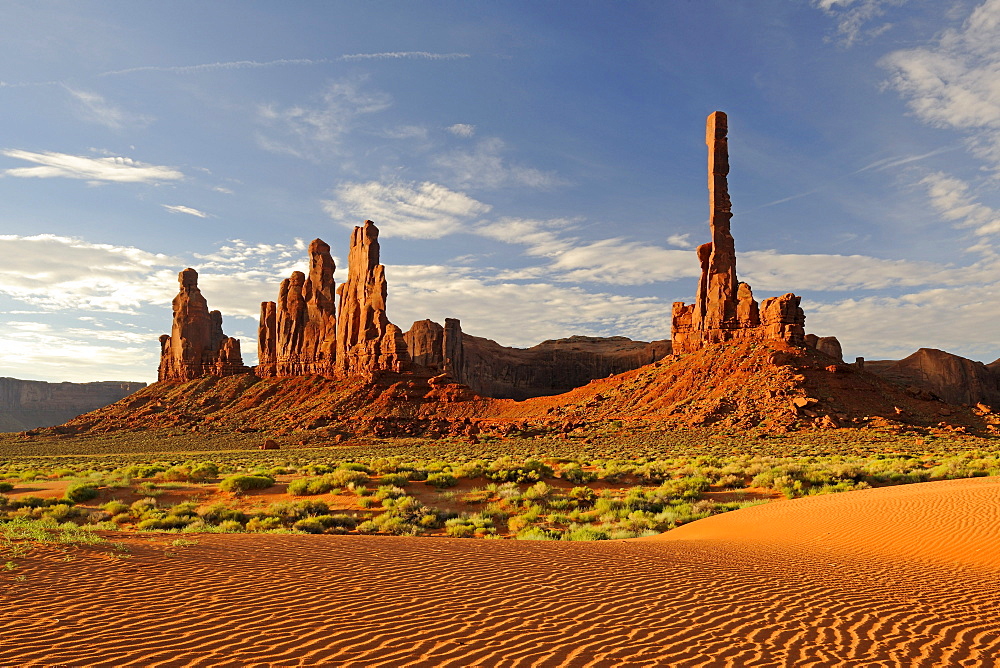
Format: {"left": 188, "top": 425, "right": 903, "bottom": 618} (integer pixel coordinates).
{"left": 671, "top": 111, "right": 805, "bottom": 353}
{"left": 334, "top": 221, "right": 410, "bottom": 379}
{"left": 0, "top": 377, "right": 146, "bottom": 431}
{"left": 257, "top": 239, "right": 338, "bottom": 377}
{"left": 867, "top": 348, "right": 1000, "bottom": 407}
{"left": 158, "top": 268, "right": 248, "bottom": 382}
{"left": 404, "top": 318, "right": 672, "bottom": 399}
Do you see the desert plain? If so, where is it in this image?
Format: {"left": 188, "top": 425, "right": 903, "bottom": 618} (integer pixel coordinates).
{"left": 3, "top": 426, "right": 1000, "bottom": 667}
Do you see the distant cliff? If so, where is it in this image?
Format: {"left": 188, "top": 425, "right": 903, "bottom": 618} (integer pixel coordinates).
{"left": 404, "top": 318, "right": 672, "bottom": 400}
{"left": 0, "top": 378, "right": 146, "bottom": 431}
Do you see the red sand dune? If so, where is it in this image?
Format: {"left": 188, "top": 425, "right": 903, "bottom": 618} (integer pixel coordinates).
{"left": 3, "top": 477, "right": 999, "bottom": 667}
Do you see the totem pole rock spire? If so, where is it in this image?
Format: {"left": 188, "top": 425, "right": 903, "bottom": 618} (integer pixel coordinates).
{"left": 699, "top": 111, "right": 739, "bottom": 329}
{"left": 672, "top": 111, "right": 805, "bottom": 353}
{"left": 158, "top": 268, "right": 247, "bottom": 382}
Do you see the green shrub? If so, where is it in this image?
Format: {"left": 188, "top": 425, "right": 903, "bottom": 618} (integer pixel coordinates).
{"left": 378, "top": 473, "right": 410, "bottom": 487}
{"left": 562, "top": 526, "right": 610, "bottom": 541}
{"left": 64, "top": 483, "right": 99, "bottom": 503}
{"left": 558, "top": 464, "right": 597, "bottom": 484}
{"left": 246, "top": 516, "right": 282, "bottom": 532}
{"left": 198, "top": 503, "right": 247, "bottom": 525}
{"left": 293, "top": 517, "right": 327, "bottom": 534}
{"left": 219, "top": 474, "right": 274, "bottom": 493}
{"left": 0, "top": 482, "right": 13, "bottom": 493}
{"left": 569, "top": 486, "right": 597, "bottom": 503}
{"left": 516, "top": 527, "right": 559, "bottom": 541}
{"left": 42, "top": 503, "right": 84, "bottom": 523}
{"left": 425, "top": 472, "right": 459, "bottom": 489}
{"left": 100, "top": 500, "right": 130, "bottom": 516}
{"left": 287, "top": 476, "right": 335, "bottom": 496}
{"left": 329, "top": 469, "right": 369, "bottom": 487}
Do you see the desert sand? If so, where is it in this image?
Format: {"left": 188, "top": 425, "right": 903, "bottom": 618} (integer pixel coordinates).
{"left": 3, "top": 477, "right": 999, "bottom": 667}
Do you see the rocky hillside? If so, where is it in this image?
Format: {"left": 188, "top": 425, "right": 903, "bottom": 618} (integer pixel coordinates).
{"left": 39, "top": 340, "right": 991, "bottom": 440}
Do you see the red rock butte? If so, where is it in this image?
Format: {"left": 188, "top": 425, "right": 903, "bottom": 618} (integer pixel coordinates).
{"left": 671, "top": 111, "right": 806, "bottom": 354}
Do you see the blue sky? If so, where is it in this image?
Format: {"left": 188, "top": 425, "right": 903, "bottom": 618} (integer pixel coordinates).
{"left": 2, "top": 0, "right": 1000, "bottom": 383}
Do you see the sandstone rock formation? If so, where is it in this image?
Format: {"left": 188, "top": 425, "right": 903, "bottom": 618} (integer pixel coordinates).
{"left": 0, "top": 377, "right": 146, "bottom": 431}
{"left": 158, "top": 269, "right": 248, "bottom": 382}
{"left": 404, "top": 318, "right": 671, "bottom": 399}
{"left": 334, "top": 221, "right": 409, "bottom": 379}
{"left": 866, "top": 348, "right": 1000, "bottom": 407}
{"left": 671, "top": 111, "right": 805, "bottom": 354}
{"left": 257, "top": 239, "right": 338, "bottom": 377}
{"left": 804, "top": 335, "right": 844, "bottom": 362}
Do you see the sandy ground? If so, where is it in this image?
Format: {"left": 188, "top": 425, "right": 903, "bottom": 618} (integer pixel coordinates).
{"left": 2, "top": 477, "right": 999, "bottom": 667}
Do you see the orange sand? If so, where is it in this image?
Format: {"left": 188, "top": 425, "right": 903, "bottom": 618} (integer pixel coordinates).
{"left": 3, "top": 477, "right": 999, "bottom": 667}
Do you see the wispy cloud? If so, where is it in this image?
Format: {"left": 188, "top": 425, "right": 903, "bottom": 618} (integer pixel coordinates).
{"left": 756, "top": 188, "right": 823, "bottom": 209}
{"left": 666, "top": 233, "right": 693, "bottom": 248}
{"left": 324, "top": 180, "right": 492, "bottom": 239}
{"left": 853, "top": 146, "right": 959, "bottom": 173}
{"left": 881, "top": 0, "right": 1000, "bottom": 169}
{"left": 434, "top": 137, "right": 565, "bottom": 189}
{"left": 339, "top": 51, "right": 470, "bottom": 62}
{"left": 920, "top": 171, "right": 1000, "bottom": 239}
{"left": 447, "top": 123, "right": 476, "bottom": 137}
{"left": 99, "top": 52, "right": 470, "bottom": 77}
{"left": 256, "top": 79, "right": 391, "bottom": 159}
{"left": 64, "top": 87, "right": 152, "bottom": 129}
{"left": 1, "top": 150, "right": 183, "bottom": 183}
{"left": 814, "top": 0, "right": 911, "bottom": 46}
{"left": 162, "top": 204, "right": 209, "bottom": 218}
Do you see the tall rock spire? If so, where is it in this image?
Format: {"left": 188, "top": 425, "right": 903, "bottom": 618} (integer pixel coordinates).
{"left": 672, "top": 112, "right": 805, "bottom": 353}
{"left": 256, "top": 239, "right": 338, "bottom": 377}
{"left": 158, "top": 268, "right": 247, "bottom": 382}
{"left": 334, "top": 220, "right": 409, "bottom": 379}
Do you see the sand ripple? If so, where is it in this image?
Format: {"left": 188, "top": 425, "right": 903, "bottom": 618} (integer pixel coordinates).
{"left": 2, "top": 477, "right": 999, "bottom": 666}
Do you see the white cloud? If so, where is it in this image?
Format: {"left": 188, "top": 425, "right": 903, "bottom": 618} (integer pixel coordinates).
{"left": 0, "top": 322, "right": 158, "bottom": 383}
{"left": 475, "top": 218, "right": 696, "bottom": 285}
{"left": 920, "top": 172, "right": 1000, "bottom": 238}
{"left": 667, "top": 233, "right": 693, "bottom": 248}
{"left": 434, "top": 137, "right": 565, "bottom": 189}
{"left": 806, "top": 283, "right": 1000, "bottom": 362}
{"left": 0, "top": 235, "right": 178, "bottom": 311}
{"left": 256, "top": 79, "right": 391, "bottom": 159}
{"left": 162, "top": 204, "right": 209, "bottom": 218}
{"left": 447, "top": 123, "right": 476, "bottom": 137}
{"left": 738, "top": 250, "right": 981, "bottom": 292}
{"left": 1, "top": 150, "right": 183, "bottom": 183}
{"left": 324, "top": 180, "right": 492, "bottom": 239}
{"left": 339, "top": 51, "right": 470, "bottom": 62}
{"left": 65, "top": 87, "right": 152, "bottom": 129}
{"left": 881, "top": 0, "right": 1000, "bottom": 167}
{"left": 383, "top": 264, "right": 672, "bottom": 347}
